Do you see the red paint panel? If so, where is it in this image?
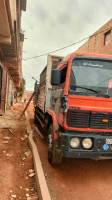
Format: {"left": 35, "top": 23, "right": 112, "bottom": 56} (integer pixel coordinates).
{"left": 68, "top": 95, "right": 112, "bottom": 112}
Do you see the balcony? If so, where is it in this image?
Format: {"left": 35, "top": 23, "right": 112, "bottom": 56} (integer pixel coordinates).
{"left": 0, "top": 0, "right": 11, "bottom": 43}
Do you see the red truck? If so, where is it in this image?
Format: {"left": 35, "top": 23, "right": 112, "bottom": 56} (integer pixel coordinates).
{"left": 34, "top": 52, "right": 112, "bottom": 164}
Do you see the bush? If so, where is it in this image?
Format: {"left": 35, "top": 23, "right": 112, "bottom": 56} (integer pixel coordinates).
{"left": 18, "top": 78, "right": 26, "bottom": 98}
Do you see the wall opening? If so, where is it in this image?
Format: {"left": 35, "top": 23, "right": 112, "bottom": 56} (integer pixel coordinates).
{"left": 104, "top": 30, "right": 111, "bottom": 45}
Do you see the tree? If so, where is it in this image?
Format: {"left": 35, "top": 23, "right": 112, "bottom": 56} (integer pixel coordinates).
{"left": 18, "top": 78, "right": 26, "bottom": 98}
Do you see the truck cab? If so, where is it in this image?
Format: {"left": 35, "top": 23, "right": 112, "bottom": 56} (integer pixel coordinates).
{"left": 48, "top": 52, "right": 112, "bottom": 164}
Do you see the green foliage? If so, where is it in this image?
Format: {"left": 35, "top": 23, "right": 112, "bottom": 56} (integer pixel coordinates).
{"left": 18, "top": 78, "right": 26, "bottom": 98}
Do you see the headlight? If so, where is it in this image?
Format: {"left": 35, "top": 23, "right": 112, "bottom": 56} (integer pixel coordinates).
{"left": 70, "top": 137, "right": 80, "bottom": 148}
{"left": 82, "top": 138, "right": 92, "bottom": 149}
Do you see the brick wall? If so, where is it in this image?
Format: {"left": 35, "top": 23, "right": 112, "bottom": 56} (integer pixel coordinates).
{"left": 76, "top": 19, "right": 112, "bottom": 55}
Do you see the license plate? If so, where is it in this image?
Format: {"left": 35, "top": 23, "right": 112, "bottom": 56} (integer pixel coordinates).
{"left": 106, "top": 139, "right": 112, "bottom": 144}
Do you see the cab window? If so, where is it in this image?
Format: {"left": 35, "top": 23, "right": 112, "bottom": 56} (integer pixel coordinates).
{"left": 60, "top": 66, "right": 67, "bottom": 88}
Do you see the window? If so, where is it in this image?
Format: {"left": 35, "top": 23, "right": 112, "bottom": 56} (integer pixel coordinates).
{"left": 104, "top": 30, "right": 111, "bottom": 45}
{"left": 60, "top": 66, "right": 67, "bottom": 88}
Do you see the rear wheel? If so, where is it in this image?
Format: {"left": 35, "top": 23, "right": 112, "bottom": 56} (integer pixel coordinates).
{"left": 47, "top": 124, "right": 62, "bottom": 164}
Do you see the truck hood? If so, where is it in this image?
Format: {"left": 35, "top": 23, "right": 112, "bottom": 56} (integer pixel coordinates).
{"left": 68, "top": 95, "right": 112, "bottom": 112}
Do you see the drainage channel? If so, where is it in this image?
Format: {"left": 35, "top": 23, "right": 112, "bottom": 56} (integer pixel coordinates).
{"left": 25, "top": 111, "right": 51, "bottom": 200}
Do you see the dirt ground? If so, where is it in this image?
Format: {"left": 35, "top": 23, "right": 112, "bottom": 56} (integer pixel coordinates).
{"left": 0, "top": 103, "right": 38, "bottom": 200}
{"left": 28, "top": 103, "right": 112, "bottom": 200}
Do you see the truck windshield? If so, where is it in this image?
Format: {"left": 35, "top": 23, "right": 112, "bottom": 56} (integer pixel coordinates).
{"left": 69, "top": 59, "right": 112, "bottom": 97}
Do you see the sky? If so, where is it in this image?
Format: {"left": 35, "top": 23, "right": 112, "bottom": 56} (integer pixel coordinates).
{"left": 21, "top": 0, "right": 112, "bottom": 91}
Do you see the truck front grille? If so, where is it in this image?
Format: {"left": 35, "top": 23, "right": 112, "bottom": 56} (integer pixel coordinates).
{"left": 90, "top": 112, "right": 108, "bottom": 129}
{"left": 67, "top": 110, "right": 89, "bottom": 128}
{"left": 109, "top": 114, "right": 112, "bottom": 129}
{"left": 67, "top": 110, "right": 112, "bottom": 129}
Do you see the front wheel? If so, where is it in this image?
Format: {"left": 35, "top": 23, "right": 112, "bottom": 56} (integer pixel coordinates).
{"left": 47, "top": 124, "right": 62, "bottom": 165}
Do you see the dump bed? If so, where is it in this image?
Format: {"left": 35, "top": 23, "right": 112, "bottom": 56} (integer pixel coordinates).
{"left": 35, "top": 54, "right": 63, "bottom": 113}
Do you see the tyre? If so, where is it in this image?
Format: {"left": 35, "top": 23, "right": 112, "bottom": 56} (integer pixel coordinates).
{"left": 47, "top": 124, "right": 62, "bottom": 164}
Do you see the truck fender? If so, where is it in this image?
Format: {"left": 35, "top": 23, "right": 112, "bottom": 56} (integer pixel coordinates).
{"left": 47, "top": 109, "right": 59, "bottom": 140}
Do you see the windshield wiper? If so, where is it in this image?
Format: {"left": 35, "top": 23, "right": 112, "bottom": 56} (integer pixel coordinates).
{"left": 75, "top": 86, "right": 100, "bottom": 93}
{"left": 69, "top": 85, "right": 110, "bottom": 98}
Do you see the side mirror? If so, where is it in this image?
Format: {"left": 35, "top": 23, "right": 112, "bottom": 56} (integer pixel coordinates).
{"left": 51, "top": 69, "right": 60, "bottom": 85}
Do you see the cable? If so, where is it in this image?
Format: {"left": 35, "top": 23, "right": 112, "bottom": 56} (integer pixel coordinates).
{"left": 94, "top": 76, "right": 112, "bottom": 88}
{"left": 23, "top": 36, "right": 89, "bottom": 61}
{"left": 23, "top": 75, "right": 32, "bottom": 78}
{"left": 23, "top": 27, "right": 112, "bottom": 61}
{"left": 23, "top": 75, "right": 39, "bottom": 83}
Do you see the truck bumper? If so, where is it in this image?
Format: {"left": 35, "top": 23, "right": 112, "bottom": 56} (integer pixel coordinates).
{"left": 61, "top": 131, "right": 112, "bottom": 159}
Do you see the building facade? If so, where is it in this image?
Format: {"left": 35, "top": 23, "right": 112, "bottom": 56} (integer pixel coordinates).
{"left": 76, "top": 19, "right": 112, "bottom": 55}
{"left": 0, "top": 0, "right": 26, "bottom": 114}
{"left": 23, "top": 91, "right": 33, "bottom": 102}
